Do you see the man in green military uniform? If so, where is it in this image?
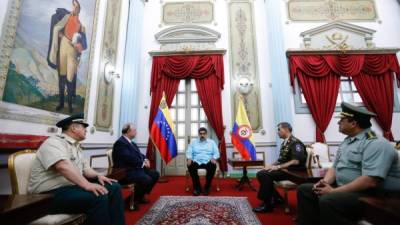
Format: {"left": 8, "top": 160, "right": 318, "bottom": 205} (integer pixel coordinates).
{"left": 253, "top": 122, "right": 307, "bottom": 213}
{"left": 297, "top": 102, "right": 398, "bottom": 225}
{"left": 28, "top": 113, "right": 125, "bottom": 225}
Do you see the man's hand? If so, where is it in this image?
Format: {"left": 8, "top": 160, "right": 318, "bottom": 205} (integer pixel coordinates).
{"left": 187, "top": 159, "right": 192, "bottom": 166}
{"left": 263, "top": 165, "right": 280, "bottom": 171}
{"left": 267, "top": 165, "right": 280, "bottom": 172}
{"left": 263, "top": 165, "right": 273, "bottom": 171}
{"left": 84, "top": 183, "right": 108, "bottom": 196}
{"left": 144, "top": 159, "right": 150, "bottom": 168}
{"left": 97, "top": 175, "right": 117, "bottom": 186}
{"left": 313, "top": 179, "right": 326, "bottom": 190}
{"left": 313, "top": 180, "right": 334, "bottom": 196}
{"left": 211, "top": 159, "right": 217, "bottom": 164}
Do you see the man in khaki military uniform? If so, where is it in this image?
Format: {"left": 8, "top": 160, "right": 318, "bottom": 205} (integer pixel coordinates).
{"left": 253, "top": 122, "right": 307, "bottom": 213}
{"left": 28, "top": 113, "right": 125, "bottom": 225}
{"left": 297, "top": 102, "right": 398, "bottom": 225}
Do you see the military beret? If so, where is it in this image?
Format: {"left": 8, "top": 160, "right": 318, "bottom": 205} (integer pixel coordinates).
{"left": 56, "top": 113, "right": 89, "bottom": 128}
{"left": 336, "top": 102, "right": 376, "bottom": 121}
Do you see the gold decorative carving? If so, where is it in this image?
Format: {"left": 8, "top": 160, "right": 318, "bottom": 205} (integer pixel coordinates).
{"left": 324, "top": 33, "right": 351, "bottom": 50}
{"left": 287, "top": 0, "right": 377, "bottom": 21}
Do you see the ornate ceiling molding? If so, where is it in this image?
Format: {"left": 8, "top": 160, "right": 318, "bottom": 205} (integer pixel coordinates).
{"left": 288, "top": 21, "right": 399, "bottom": 55}
{"left": 153, "top": 24, "right": 222, "bottom": 52}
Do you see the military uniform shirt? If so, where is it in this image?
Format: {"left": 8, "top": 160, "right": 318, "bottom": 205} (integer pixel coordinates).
{"left": 277, "top": 135, "right": 307, "bottom": 168}
{"left": 380, "top": 150, "right": 400, "bottom": 191}
{"left": 28, "top": 134, "right": 89, "bottom": 194}
{"left": 333, "top": 128, "right": 396, "bottom": 186}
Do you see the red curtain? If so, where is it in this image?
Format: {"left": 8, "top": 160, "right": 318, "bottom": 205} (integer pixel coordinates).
{"left": 289, "top": 54, "right": 400, "bottom": 141}
{"left": 297, "top": 72, "right": 340, "bottom": 142}
{"left": 147, "top": 55, "right": 227, "bottom": 171}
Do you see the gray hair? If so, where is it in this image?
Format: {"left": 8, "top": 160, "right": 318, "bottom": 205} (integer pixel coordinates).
{"left": 121, "top": 123, "right": 134, "bottom": 134}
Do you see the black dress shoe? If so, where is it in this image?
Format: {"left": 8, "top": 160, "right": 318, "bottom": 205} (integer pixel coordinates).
{"left": 253, "top": 204, "right": 273, "bottom": 213}
{"left": 271, "top": 197, "right": 285, "bottom": 207}
{"left": 203, "top": 188, "right": 210, "bottom": 196}
{"left": 193, "top": 190, "right": 201, "bottom": 196}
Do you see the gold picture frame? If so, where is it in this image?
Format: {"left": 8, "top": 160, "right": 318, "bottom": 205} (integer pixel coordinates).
{"left": 0, "top": 0, "right": 100, "bottom": 124}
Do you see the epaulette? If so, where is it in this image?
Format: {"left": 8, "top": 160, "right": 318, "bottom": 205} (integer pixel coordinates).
{"left": 290, "top": 136, "right": 298, "bottom": 142}
{"left": 366, "top": 131, "right": 377, "bottom": 140}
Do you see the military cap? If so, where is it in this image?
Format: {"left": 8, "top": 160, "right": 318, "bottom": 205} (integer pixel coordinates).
{"left": 56, "top": 113, "right": 89, "bottom": 128}
{"left": 336, "top": 102, "right": 376, "bottom": 121}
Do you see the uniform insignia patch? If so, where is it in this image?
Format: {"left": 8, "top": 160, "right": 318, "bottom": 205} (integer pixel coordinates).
{"left": 295, "top": 144, "right": 302, "bottom": 152}
{"left": 366, "top": 131, "right": 377, "bottom": 140}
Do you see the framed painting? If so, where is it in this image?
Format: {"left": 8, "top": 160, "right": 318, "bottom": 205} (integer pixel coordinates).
{"left": 0, "top": 0, "right": 100, "bottom": 124}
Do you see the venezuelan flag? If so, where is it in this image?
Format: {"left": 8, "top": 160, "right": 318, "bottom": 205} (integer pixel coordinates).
{"left": 150, "top": 94, "right": 178, "bottom": 164}
{"left": 231, "top": 98, "right": 257, "bottom": 160}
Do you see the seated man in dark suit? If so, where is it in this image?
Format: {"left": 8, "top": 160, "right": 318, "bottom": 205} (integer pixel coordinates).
{"left": 112, "top": 123, "right": 159, "bottom": 209}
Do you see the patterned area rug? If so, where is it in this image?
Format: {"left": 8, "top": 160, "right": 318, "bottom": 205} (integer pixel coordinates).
{"left": 136, "top": 196, "right": 261, "bottom": 225}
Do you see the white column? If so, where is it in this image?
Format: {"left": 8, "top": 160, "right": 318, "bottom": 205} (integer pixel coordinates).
{"left": 119, "top": 0, "right": 145, "bottom": 133}
{"left": 265, "top": 0, "right": 293, "bottom": 163}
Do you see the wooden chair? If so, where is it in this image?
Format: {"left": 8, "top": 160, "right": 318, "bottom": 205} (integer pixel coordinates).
{"left": 394, "top": 142, "right": 400, "bottom": 150}
{"left": 274, "top": 145, "right": 314, "bottom": 213}
{"left": 185, "top": 162, "right": 221, "bottom": 192}
{"left": 105, "top": 149, "right": 136, "bottom": 211}
{"left": 8, "top": 150, "right": 85, "bottom": 225}
{"left": 310, "top": 142, "right": 332, "bottom": 168}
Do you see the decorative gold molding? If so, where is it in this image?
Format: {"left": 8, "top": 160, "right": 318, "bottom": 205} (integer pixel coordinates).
{"left": 286, "top": 48, "right": 400, "bottom": 56}
{"left": 149, "top": 49, "right": 226, "bottom": 56}
{"left": 0, "top": 0, "right": 101, "bottom": 124}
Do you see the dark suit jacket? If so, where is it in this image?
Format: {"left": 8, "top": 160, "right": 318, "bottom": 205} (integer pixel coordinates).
{"left": 112, "top": 136, "right": 145, "bottom": 170}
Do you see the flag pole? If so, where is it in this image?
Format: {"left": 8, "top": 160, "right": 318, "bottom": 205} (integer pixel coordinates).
{"left": 158, "top": 156, "right": 169, "bottom": 183}
{"left": 150, "top": 139, "right": 169, "bottom": 183}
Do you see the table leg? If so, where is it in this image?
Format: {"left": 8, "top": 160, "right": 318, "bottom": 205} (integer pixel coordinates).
{"left": 236, "top": 166, "right": 257, "bottom": 191}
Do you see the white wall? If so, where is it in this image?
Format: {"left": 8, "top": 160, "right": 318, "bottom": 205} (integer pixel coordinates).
{"left": 0, "top": 0, "right": 131, "bottom": 144}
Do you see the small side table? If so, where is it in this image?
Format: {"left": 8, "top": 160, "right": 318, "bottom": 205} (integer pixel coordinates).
{"left": 228, "top": 159, "right": 264, "bottom": 191}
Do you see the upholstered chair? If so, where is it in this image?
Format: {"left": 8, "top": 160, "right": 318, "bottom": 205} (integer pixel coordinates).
{"left": 106, "top": 149, "right": 136, "bottom": 210}
{"left": 8, "top": 150, "right": 85, "bottom": 225}
{"left": 274, "top": 145, "right": 314, "bottom": 213}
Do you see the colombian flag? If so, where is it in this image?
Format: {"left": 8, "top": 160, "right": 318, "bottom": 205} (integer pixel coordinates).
{"left": 231, "top": 98, "right": 257, "bottom": 160}
{"left": 150, "top": 94, "right": 178, "bottom": 164}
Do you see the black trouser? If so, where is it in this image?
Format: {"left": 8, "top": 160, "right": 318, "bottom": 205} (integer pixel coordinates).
{"left": 297, "top": 183, "right": 367, "bottom": 225}
{"left": 256, "top": 170, "right": 291, "bottom": 205}
{"left": 120, "top": 168, "right": 159, "bottom": 201}
{"left": 187, "top": 161, "right": 216, "bottom": 191}
{"left": 48, "top": 182, "right": 125, "bottom": 225}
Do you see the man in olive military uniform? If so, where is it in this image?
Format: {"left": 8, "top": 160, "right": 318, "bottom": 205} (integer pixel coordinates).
{"left": 253, "top": 122, "right": 307, "bottom": 213}
{"left": 297, "top": 102, "right": 398, "bottom": 225}
{"left": 28, "top": 113, "right": 125, "bottom": 225}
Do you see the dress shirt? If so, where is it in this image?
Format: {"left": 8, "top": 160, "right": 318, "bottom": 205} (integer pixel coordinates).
{"left": 186, "top": 138, "right": 220, "bottom": 165}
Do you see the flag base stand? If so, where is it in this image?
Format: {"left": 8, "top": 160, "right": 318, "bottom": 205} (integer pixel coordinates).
{"left": 158, "top": 176, "right": 169, "bottom": 183}
{"left": 158, "top": 159, "right": 169, "bottom": 183}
